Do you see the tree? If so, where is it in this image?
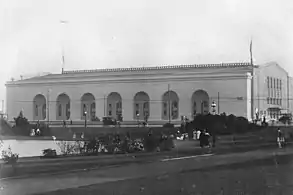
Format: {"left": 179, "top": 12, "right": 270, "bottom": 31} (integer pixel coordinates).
{"left": 14, "top": 111, "right": 29, "bottom": 127}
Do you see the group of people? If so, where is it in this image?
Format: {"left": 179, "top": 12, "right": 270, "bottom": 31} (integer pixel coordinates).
{"left": 192, "top": 129, "right": 216, "bottom": 153}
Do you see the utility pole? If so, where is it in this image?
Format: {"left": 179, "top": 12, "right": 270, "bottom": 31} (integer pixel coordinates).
{"left": 1, "top": 100, "right": 4, "bottom": 113}
{"left": 250, "top": 39, "right": 255, "bottom": 121}
{"left": 217, "top": 92, "right": 220, "bottom": 114}
{"left": 47, "top": 89, "right": 51, "bottom": 128}
{"left": 104, "top": 95, "right": 106, "bottom": 116}
{"left": 168, "top": 84, "right": 171, "bottom": 123}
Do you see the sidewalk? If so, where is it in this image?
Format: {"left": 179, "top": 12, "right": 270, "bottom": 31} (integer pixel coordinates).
{"left": 1, "top": 146, "right": 293, "bottom": 195}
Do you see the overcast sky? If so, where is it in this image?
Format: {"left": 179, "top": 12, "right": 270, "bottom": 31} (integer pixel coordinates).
{"left": 1, "top": 0, "right": 293, "bottom": 111}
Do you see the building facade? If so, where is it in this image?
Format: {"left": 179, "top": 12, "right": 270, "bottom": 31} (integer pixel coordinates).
{"left": 253, "top": 62, "right": 292, "bottom": 120}
{"left": 6, "top": 63, "right": 254, "bottom": 123}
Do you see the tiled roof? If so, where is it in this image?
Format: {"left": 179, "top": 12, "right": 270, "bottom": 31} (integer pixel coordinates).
{"left": 62, "top": 62, "right": 252, "bottom": 74}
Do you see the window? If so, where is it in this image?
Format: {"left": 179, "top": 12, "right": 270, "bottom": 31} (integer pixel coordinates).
{"left": 83, "top": 104, "right": 86, "bottom": 115}
{"left": 58, "top": 104, "right": 62, "bottom": 116}
{"left": 280, "top": 80, "right": 282, "bottom": 90}
{"left": 108, "top": 104, "right": 112, "bottom": 116}
{"left": 91, "top": 103, "right": 96, "bottom": 118}
{"left": 35, "top": 105, "right": 38, "bottom": 116}
{"left": 66, "top": 103, "right": 70, "bottom": 120}
{"left": 143, "top": 102, "right": 148, "bottom": 109}
{"left": 135, "top": 103, "right": 139, "bottom": 116}
{"left": 276, "top": 79, "right": 279, "bottom": 89}
{"left": 193, "top": 102, "right": 197, "bottom": 116}
{"left": 270, "top": 77, "right": 273, "bottom": 88}
{"left": 163, "top": 102, "right": 167, "bottom": 116}
{"left": 172, "top": 101, "right": 178, "bottom": 119}
{"left": 143, "top": 102, "right": 149, "bottom": 118}
{"left": 203, "top": 101, "right": 208, "bottom": 107}
{"left": 267, "top": 77, "right": 270, "bottom": 88}
{"left": 42, "top": 104, "right": 46, "bottom": 119}
{"left": 267, "top": 97, "right": 269, "bottom": 104}
{"left": 273, "top": 78, "right": 276, "bottom": 89}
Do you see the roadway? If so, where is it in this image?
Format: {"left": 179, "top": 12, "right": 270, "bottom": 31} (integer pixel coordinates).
{"left": 1, "top": 144, "right": 293, "bottom": 195}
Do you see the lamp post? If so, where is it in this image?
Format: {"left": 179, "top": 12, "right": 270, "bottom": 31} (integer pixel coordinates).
{"left": 46, "top": 89, "right": 51, "bottom": 128}
{"left": 211, "top": 101, "right": 217, "bottom": 115}
{"left": 84, "top": 111, "right": 87, "bottom": 129}
{"left": 136, "top": 113, "right": 140, "bottom": 128}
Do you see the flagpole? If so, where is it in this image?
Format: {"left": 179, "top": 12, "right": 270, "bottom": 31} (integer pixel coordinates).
{"left": 60, "top": 20, "right": 68, "bottom": 73}
{"left": 250, "top": 38, "right": 255, "bottom": 122}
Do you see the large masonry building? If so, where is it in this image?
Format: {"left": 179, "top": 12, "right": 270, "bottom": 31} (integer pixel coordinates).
{"left": 5, "top": 62, "right": 293, "bottom": 123}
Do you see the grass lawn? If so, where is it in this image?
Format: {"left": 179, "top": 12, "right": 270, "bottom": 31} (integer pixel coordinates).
{"left": 33, "top": 153, "right": 293, "bottom": 195}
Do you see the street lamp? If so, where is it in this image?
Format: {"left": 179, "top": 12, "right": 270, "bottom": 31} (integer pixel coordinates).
{"left": 47, "top": 89, "right": 52, "bottom": 128}
{"left": 84, "top": 111, "right": 87, "bottom": 129}
{"left": 211, "top": 101, "right": 217, "bottom": 115}
{"left": 136, "top": 113, "right": 140, "bottom": 127}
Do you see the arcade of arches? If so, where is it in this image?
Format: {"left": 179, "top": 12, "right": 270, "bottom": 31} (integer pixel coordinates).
{"left": 32, "top": 90, "right": 211, "bottom": 121}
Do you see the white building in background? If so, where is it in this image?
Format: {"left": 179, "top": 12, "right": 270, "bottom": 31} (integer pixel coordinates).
{"left": 253, "top": 62, "right": 293, "bottom": 120}
{"left": 4, "top": 61, "right": 293, "bottom": 123}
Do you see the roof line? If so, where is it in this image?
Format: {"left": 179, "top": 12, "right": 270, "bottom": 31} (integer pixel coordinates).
{"left": 62, "top": 62, "right": 252, "bottom": 74}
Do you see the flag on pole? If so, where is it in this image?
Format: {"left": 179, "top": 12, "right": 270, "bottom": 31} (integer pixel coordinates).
{"left": 61, "top": 53, "right": 65, "bottom": 66}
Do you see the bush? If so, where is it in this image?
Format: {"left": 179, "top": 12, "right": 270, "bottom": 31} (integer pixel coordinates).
{"left": 42, "top": 149, "right": 57, "bottom": 158}
{"left": 143, "top": 134, "right": 159, "bottom": 152}
{"left": 1, "top": 146, "right": 19, "bottom": 165}
{"left": 103, "top": 117, "right": 117, "bottom": 126}
{"left": 55, "top": 141, "right": 77, "bottom": 156}
{"left": 163, "top": 123, "right": 174, "bottom": 128}
{"left": 188, "top": 113, "right": 263, "bottom": 135}
{"left": 14, "top": 111, "right": 29, "bottom": 127}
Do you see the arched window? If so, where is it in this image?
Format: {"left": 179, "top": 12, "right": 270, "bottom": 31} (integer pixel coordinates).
{"left": 66, "top": 103, "right": 70, "bottom": 119}
{"left": 108, "top": 103, "right": 112, "bottom": 116}
{"left": 171, "top": 101, "right": 178, "bottom": 119}
{"left": 58, "top": 104, "right": 62, "bottom": 116}
{"left": 35, "top": 105, "right": 38, "bottom": 116}
{"left": 91, "top": 102, "right": 96, "bottom": 119}
{"left": 193, "top": 102, "right": 197, "bottom": 117}
{"left": 161, "top": 91, "right": 179, "bottom": 120}
{"left": 42, "top": 104, "right": 46, "bottom": 119}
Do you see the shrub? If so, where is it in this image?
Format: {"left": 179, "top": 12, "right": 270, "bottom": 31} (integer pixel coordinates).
{"left": 14, "top": 111, "right": 29, "bottom": 127}
{"left": 102, "top": 117, "right": 117, "bottom": 126}
{"left": 163, "top": 123, "right": 174, "bottom": 128}
{"left": 42, "top": 149, "right": 57, "bottom": 158}
{"left": 143, "top": 134, "right": 159, "bottom": 152}
{"left": 55, "top": 141, "right": 77, "bottom": 156}
{"left": 1, "top": 146, "right": 19, "bottom": 165}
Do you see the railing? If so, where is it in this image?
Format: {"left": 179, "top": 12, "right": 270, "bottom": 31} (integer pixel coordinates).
{"left": 62, "top": 62, "right": 252, "bottom": 74}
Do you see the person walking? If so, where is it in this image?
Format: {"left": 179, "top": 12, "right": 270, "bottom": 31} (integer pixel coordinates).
{"left": 277, "top": 128, "right": 285, "bottom": 148}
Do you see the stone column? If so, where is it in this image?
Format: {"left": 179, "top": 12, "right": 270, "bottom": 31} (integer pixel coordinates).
{"left": 70, "top": 99, "right": 81, "bottom": 121}
{"left": 122, "top": 99, "right": 133, "bottom": 121}
{"left": 95, "top": 96, "right": 106, "bottom": 120}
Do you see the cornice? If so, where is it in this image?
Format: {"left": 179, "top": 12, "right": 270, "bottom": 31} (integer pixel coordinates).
{"left": 6, "top": 66, "right": 253, "bottom": 86}
{"left": 6, "top": 73, "right": 251, "bottom": 87}
{"left": 62, "top": 62, "right": 253, "bottom": 74}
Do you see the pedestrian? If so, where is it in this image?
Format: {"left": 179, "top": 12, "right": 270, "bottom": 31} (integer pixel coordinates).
{"left": 277, "top": 128, "right": 285, "bottom": 148}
